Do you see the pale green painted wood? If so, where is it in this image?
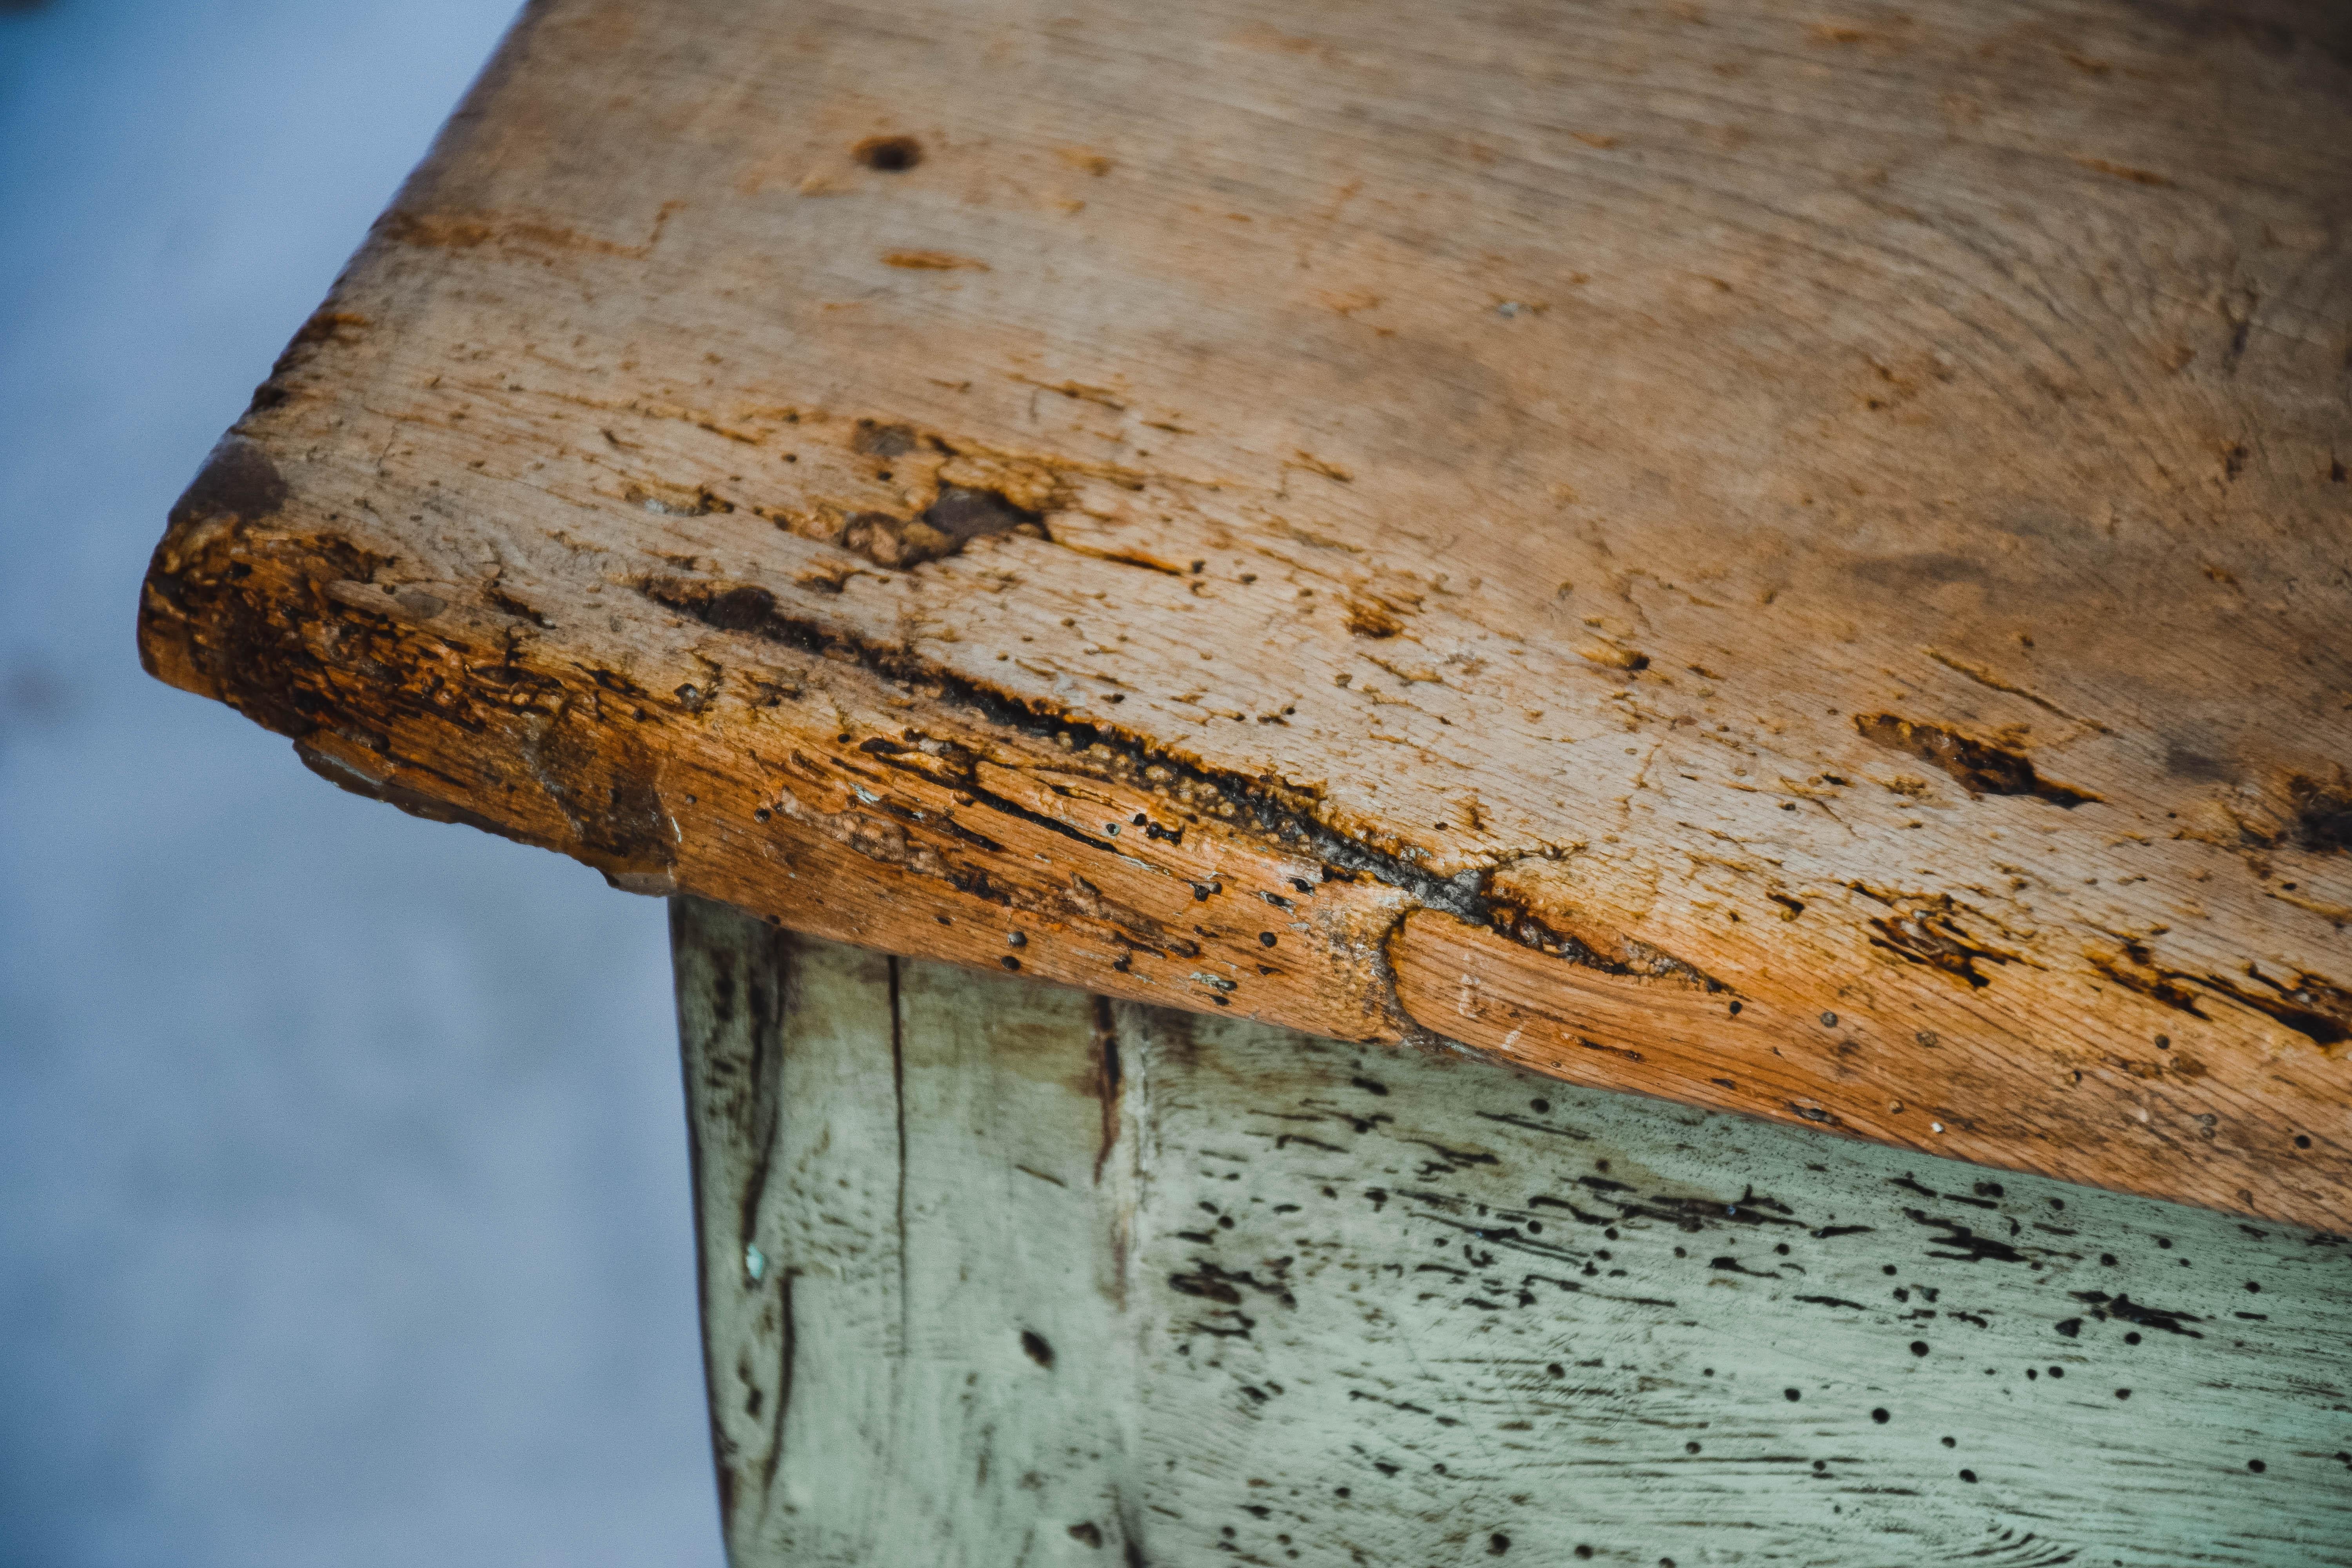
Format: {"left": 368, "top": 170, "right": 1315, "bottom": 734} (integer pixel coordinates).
{"left": 673, "top": 899, "right": 1137, "bottom": 1563}
{"left": 673, "top": 898, "right": 2352, "bottom": 1567}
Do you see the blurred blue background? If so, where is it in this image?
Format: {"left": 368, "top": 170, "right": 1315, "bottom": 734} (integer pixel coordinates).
{"left": 0, "top": 3, "right": 723, "bottom": 1562}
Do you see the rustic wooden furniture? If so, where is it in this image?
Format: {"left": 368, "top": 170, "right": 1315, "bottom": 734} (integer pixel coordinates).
{"left": 142, "top": 0, "right": 2350, "bottom": 1559}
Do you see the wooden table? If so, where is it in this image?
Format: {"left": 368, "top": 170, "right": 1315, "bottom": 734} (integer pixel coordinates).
{"left": 142, "top": 0, "right": 2351, "bottom": 1560}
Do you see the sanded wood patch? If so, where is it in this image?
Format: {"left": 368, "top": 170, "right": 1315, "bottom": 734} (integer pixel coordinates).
{"left": 675, "top": 899, "right": 2352, "bottom": 1567}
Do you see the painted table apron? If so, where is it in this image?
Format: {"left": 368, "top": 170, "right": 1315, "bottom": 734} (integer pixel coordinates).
{"left": 673, "top": 897, "right": 2352, "bottom": 1568}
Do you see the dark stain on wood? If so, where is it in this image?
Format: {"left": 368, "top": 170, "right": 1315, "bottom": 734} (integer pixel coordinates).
{"left": 1855, "top": 713, "right": 2099, "bottom": 807}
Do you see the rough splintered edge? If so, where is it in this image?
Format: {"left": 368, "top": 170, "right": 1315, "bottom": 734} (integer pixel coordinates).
{"left": 132, "top": 397, "right": 2352, "bottom": 1234}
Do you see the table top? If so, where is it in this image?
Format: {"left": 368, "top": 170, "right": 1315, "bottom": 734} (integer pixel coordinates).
{"left": 140, "top": 0, "right": 2352, "bottom": 1229}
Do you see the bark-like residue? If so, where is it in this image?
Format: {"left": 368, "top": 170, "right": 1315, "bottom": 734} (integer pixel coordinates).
{"left": 1857, "top": 713, "right": 2098, "bottom": 806}
{"left": 1865, "top": 905, "right": 2021, "bottom": 989}
{"left": 2287, "top": 773, "right": 2352, "bottom": 854}
{"left": 1483, "top": 903, "right": 1726, "bottom": 992}
{"left": 2091, "top": 941, "right": 2350, "bottom": 1050}
{"left": 836, "top": 483, "right": 1045, "bottom": 568}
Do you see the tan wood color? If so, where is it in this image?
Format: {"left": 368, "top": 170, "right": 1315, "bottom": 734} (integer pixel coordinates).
{"left": 140, "top": 0, "right": 2352, "bottom": 1227}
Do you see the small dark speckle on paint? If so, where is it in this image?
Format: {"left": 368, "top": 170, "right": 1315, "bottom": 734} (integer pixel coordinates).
{"left": 2244, "top": 1281, "right": 2262, "bottom": 1293}
{"left": 1488, "top": 1534, "right": 1512, "bottom": 1555}
{"left": 1820, "top": 1011, "right": 1838, "bottom": 1026}
{"left": 1959, "top": 1469, "right": 1978, "bottom": 1483}
{"left": 2125, "top": 1331, "right": 2142, "bottom": 1345}
{"left": 1883, "top": 1264, "right": 1899, "bottom": 1276}
{"left": 1548, "top": 1363, "right": 1565, "bottom": 1377}
{"left": 1784, "top": 1387, "right": 1802, "bottom": 1402}
{"left": 1532, "top": 1098, "right": 1550, "bottom": 1112}
{"left": 1334, "top": 1486, "right": 1350, "bottom": 1498}
{"left": 2101, "top": 1253, "right": 2118, "bottom": 1266}
{"left": 1575, "top": 1549, "right": 1594, "bottom": 1561}
{"left": 1007, "top": 930, "right": 1027, "bottom": 947}
{"left": 2295, "top": 1134, "right": 2312, "bottom": 1149}
{"left": 2048, "top": 1367, "right": 2063, "bottom": 1378}
{"left": 1259, "top": 932, "right": 1277, "bottom": 947}
{"left": 1910, "top": 1341, "right": 1930, "bottom": 1357}
{"left": 1686, "top": 1441, "right": 1702, "bottom": 1453}
{"left": 1941, "top": 1436, "right": 1956, "bottom": 1448}
{"left": 2116, "top": 1388, "right": 2132, "bottom": 1399}
{"left": 2249, "top": 1459, "right": 2267, "bottom": 1474}
{"left": 1001, "top": 955, "right": 1022, "bottom": 971}
{"left": 1872, "top": 1408, "right": 1890, "bottom": 1423}
{"left": 1021, "top": 1330, "right": 1054, "bottom": 1367}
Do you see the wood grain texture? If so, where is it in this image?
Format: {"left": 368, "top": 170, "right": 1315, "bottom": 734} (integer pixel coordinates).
{"left": 672, "top": 895, "right": 1136, "bottom": 1562}
{"left": 141, "top": 0, "right": 2352, "bottom": 1225}
{"left": 673, "top": 900, "right": 2352, "bottom": 1567}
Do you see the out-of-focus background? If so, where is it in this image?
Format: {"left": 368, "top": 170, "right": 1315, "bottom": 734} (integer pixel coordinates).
{"left": 0, "top": 3, "right": 723, "bottom": 1563}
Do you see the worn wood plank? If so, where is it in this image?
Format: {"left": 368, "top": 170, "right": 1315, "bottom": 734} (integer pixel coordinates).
{"left": 145, "top": 0, "right": 2352, "bottom": 1225}
{"left": 675, "top": 899, "right": 2352, "bottom": 1567}
{"left": 673, "top": 896, "right": 1138, "bottom": 1563}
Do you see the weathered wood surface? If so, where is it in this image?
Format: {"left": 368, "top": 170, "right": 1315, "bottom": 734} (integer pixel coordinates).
{"left": 142, "top": 0, "right": 2352, "bottom": 1225}
{"left": 673, "top": 898, "right": 2352, "bottom": 1568}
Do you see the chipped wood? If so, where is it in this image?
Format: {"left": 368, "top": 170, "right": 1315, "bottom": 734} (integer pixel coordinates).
{"left": 142, "top": 0, "right": 2352, "bottom": 1227}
